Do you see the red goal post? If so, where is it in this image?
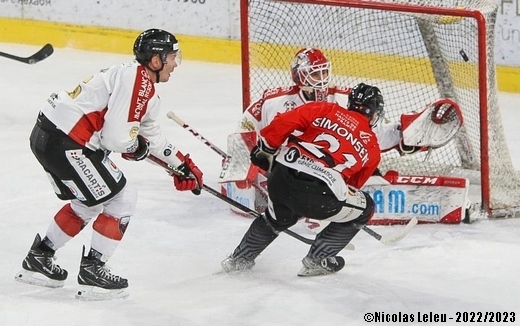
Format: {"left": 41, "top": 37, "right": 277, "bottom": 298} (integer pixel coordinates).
{"left": 240, "top": 0, "right": 520, "bottom": 218}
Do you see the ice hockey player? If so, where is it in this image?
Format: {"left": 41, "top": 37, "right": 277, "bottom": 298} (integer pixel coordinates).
{"left": 221, "top": 82, "right": 384, "bottom": 276}
{"left": 15, "top": 28, "right": 203, "bottom": 300}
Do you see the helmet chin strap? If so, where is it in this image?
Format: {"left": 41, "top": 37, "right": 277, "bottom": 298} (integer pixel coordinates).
{"left": 147, "top": 60, "right": 165, "bottom": 83}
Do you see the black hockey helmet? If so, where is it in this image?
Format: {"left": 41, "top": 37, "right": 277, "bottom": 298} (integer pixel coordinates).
{"left": 133, "top": 28, "right": 179, "bottom": 65}
{"left": 347, "top": 83, "right": 385, "bottom": 127}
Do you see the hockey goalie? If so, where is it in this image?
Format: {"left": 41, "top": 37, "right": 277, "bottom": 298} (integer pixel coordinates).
{"left": 219, "top": 48, "right": 467, "bottom": 226}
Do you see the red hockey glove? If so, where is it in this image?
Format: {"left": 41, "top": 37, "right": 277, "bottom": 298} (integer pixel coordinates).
{"left": 173, "top": 154, "right": 203, "bottom": 195}
{"left": 122, "top": 135, "right": 150, "bottom": 161}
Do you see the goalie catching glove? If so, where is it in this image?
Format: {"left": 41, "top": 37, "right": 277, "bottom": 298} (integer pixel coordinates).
{"left": 400, "top": 98, "right": 463, "bottom": 150}
{"left": 250, "top": 139, "right": 277, "bottom": 172}
{"left": 122, "top": 135, "right": 150, "bottom": 161}
{"left": 173, "top": 154, "right": 203, "bottom": 195}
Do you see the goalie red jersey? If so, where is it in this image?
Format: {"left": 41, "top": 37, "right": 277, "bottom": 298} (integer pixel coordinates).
{"left": 261, "top": 101, "right": 381, "bottom": 196}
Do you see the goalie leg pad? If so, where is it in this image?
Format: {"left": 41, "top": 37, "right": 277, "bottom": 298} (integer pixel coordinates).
{"left": 219, "top": 131, "right": 259, "bottom": 183}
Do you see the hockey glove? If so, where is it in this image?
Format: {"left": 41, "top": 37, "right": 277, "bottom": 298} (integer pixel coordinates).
{"left": 250, "top": 140, "right": 277, "bottom": 172}
{"left": 173, "top": 154, "right": 203, "bottom": 195}
{"left": 122, "top": 135, "right": 149, "bottom": 161}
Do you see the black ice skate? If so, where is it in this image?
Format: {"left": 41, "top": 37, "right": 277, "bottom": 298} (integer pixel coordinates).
{"left": 76, "top": 246, "right": 129, "bottom": 301}
{"left": 221, "top": 255, "right": 255, "bottom": 273}
{"left": 15, "top": 234, "right": 68, "bottom": 288}
{"left": 297, "top": 256, "right": 345, "bottom": 277}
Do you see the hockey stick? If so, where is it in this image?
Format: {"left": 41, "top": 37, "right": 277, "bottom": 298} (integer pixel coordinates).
{"left": 362, "top": 217, "right": 418, "bottom": 246}
{"left": 167, "top": 111, "right": 268, "bottom": 195}
{"left": 147, "top": 154, "right": 355, "bottom": 250}
{"left": 0, "top": 44, "right": 54, "bottom": 64}
{"left": 165, "top": 112, "right": 418, "bottom": 245}
{"left": 167, "top": 111, "right": 227, "bottom": 157}
{"left": 149, "top": 154, "right": 416, "bottom": 246}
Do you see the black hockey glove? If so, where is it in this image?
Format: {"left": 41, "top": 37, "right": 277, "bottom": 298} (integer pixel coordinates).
{"left": 250, "top": 140, "right": 277, "bottom": 172}
{"left": 122, "top": 135, "right": 150, "bottom": 161}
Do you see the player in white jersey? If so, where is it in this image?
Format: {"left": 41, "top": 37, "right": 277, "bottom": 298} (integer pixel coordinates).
{"left": 221, "top": 48, "right": 405, "bottom": 225}
{"left": 15, "top": 29, "right": 203, "bottom": 300}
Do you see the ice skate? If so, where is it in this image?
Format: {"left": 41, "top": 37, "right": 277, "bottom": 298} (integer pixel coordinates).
{"left": 297, "top": 256, "right": 345, "bottom": 277}
{"left": 76, "top": 246, "right": 128, "bottom": 301}
{"left": 221, "top": 255, "right": 255, "bottom": 273}
{"left": 15, "top": 234, "right": 68, "bottom": 288}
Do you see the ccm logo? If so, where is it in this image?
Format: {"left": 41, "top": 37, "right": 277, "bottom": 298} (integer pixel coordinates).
{"left": 396, "top": 176, "right": 438, "bottom": 184}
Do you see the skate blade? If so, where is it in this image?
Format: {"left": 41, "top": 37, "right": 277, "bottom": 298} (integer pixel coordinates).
{"left": 14, "top": 269, "right": 65, "bottom": 288}
{"left": 75, "top": 285, "right": 129, "bottom": 301}
{"left": 297, "top": 267, "right": 336, "bottom": 277}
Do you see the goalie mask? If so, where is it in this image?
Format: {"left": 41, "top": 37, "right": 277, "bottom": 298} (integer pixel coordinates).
{"left": 290, "top": 48, "right": 331, "bottom": 101}
{"left": 348, "top": 83, "right": 385, "bottom": 127}
{"left": 134, "top": 29, "right": 182, "bottom": 82}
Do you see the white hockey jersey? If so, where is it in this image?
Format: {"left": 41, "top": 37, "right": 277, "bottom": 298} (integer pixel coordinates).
{"left": 40, "top": 61, "right": 184, "bottom": 167}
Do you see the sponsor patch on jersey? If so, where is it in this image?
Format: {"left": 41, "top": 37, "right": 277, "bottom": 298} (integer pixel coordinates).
{"left": 359, "top": 131, "right": 372, "bottom": 144}
{"left": 65, "top": 149, "right": 111, "bottom": 201}
{"left": 284, "top": 101, "right": 297, "bottom": 112}
{"left": 128, "top": 66, "right": 154, "bottom": 122}
{"left": 283, "top": 147, "right": 301, "bottom": 163}
{"left": 101, "top": 155, "right": 123, "bottom": 183}
{"left": 246, "top": 101, "right": 263, "bottom": 122}
{"left": 61, "top": 180, "right": 87, "bottom": 202}
{"left": 129, "top": 126, "right": 139, "bottom": 139}
{"left": 164, "top": 148, "right": 172, "bottom": 156}
{"left": 240, "top": 117, "right": 256, "bottom": 131}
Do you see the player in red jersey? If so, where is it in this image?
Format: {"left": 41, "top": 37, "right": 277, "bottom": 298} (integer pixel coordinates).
{"left": 221, "top": 83, "right": 384, "bottom": 276}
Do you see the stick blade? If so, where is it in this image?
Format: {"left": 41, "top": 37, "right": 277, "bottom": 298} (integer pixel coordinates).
{"left": 27, "top": 43, "right": 54, "bottom": 64}
{"left": 379, "top": 217, "right": 418, "bottom": 246}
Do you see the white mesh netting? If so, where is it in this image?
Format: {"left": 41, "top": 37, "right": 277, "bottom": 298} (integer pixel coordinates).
{"left": 242, "top": 0, "right": 520, "bottom": 216}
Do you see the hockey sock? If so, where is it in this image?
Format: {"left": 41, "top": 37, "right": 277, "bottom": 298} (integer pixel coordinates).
{"left": 307, "top": 222, "right": 359, "bottom": 259}
{"left": 231, "top": 215, "right": 279, "bottom": 261}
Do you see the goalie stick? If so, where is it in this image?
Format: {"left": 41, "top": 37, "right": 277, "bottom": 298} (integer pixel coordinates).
{"left": 0, "top": 43, "right": 54, "bottom": 64}
{"left": 148, "top": 154, "right": 417, "bottom": 246}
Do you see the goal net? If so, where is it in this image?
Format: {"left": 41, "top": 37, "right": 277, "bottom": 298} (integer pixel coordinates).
{"left": 240, "top": 0, "right": 520, "bottom": 218}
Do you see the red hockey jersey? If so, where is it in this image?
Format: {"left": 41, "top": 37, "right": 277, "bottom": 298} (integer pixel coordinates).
{"left": 260, "top": 101, "right": 381, "bottom": 200}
